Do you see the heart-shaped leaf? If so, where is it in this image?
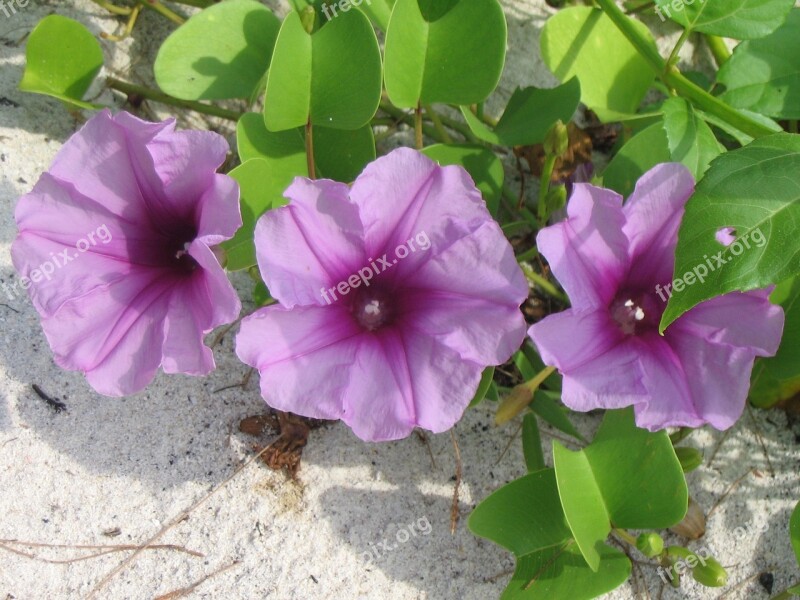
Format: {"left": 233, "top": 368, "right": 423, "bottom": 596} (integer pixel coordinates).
{"left": 384, "top": 0, "right": 506, "bottom": 107}
{"left": 541, "top": 7, "right": 657, "bottom": 122}
{"left": 19, "top": 15, "right": 103, "bottom": 109}
{"left": 661, "top": 133, "right": 800, "bottom": 330}
{"left": 459, "top": 79, "right": 581, "bottom": 147}
{"left": 154, "top": 0, "right": 280, "bottom": 100}
{"left": 264, "top": 9, "right": 381, "bottom": 130}
{"left": 661, "top": 97, "right": 724, "bottom": 178}
{"left": 654, "top": 0, "right": 794, "bottom": 39}
{"left": 501, "top": 543, "right": 630, "bottom": 600}
{"left": 717, "top": 9, "right": 800, "bottom": 120}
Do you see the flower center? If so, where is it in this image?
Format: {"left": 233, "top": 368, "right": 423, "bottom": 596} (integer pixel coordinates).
{"left": 164, "top": 224, "right": 199, "bottom": 275}
{"left": 610, "top": 291, "right": 661, "bottom": 335}
{"left": 352, "top": 287, "right": 395, "bottom": 331}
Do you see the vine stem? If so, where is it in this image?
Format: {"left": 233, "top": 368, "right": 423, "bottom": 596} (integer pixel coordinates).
{"left": 135, "top": 0, "right": 185, "bottom": 24}
{"left": 414, "top": 102, "right": 424, "bottom": 149}
{"left": 520, "top": 262, "right": 568, "bottom": 303}
{"left": 705, "top": 34, "right": 731, "bottom": 67}
{"left": 425, "top": 104, "right": 453, "bottom": 144}
{"left": 88, "top": 0, "right": 132, "bottom": 16}
{"left": 305, "top": 119, "right": 316, "bottom": 180}
{"left": 593, "top": 0, "right": 775, "bottom": 139}
{"left": 537, "top": 155, "right": 557, "bottom": 222}
{"left": 106, "top": 77, "right": 243, "bottom": 121}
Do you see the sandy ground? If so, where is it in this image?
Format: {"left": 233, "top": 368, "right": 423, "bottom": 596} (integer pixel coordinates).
{"left": 1, "top": 1, "right": 799, "bottom": 599}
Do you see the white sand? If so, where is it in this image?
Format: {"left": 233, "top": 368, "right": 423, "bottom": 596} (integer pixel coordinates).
{"left": 1, "top": 1, "right": 798, "bottom": 598}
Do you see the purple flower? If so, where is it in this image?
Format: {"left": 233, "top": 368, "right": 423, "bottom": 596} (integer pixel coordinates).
{"left": 12, "top": 110, "right": 242, "bottom": 396}
{"left": 236, "top": 148, "right": 528, "bottom": 442}
{"left": 528, "top": 164, "right": 784, "bottom": 431}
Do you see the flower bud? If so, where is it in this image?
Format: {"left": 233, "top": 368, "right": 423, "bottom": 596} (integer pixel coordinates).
{"left": 544, "top": 120, "right": 569, "bottom": 157}
{"left": 691, "top": 556, "right": 728, "bottom": 587}
{"left": 636, "top": 532, "right": 664, "bottom": 558}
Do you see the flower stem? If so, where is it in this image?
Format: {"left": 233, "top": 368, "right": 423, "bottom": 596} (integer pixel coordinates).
{"left": 666, "top": 27, "right": 691, "bottom": 69}
{"left": 613, "top": 528, "right": 638, "bottom": 546}
{"left": 593, "top": 0, "right": 775, "bottom": 139}
{"left": 88, "top": 0, "right": 132, "bottom": 15}
{"left": 520, "top": 262, "right": 568, "bottom": 303}
{"left": 167, "top": 0, "right": 215, "bottom": 7}
{"left": 425, "top": 104, "right": 453, "bottom": 144}
{"left": 106, "top": 77, "right": 243, "bottom": 121}
{"left": 136, "top": 0, "right": 185, "bottom": 25}
{"left": 414, "top": 102, "right": 424, "bottom": 149}
{"left": 305, "top": 119, "right": 316, "bottom": 179}
{"left": 704, "top": 34, "right": 731, "bottom": 67}
{"left": 537, "top": 155, "right": 557, "bottom": 223}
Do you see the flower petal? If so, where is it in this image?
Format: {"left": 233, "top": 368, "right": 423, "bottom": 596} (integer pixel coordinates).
{"left": 664, "top": 328, "right": 757, "bottom": 430}
{"left": 255, "top": 178, "right": 366, "bottom": 308}
{"left": 403, "top": 290, "right": 526, "bottom": 366}
{"left": 559, "top": 340, "right": 647, "bottom": 413}
{"left": 672, "top": 290, "right": 784, "bottom": 356}
{"left": 628, "top": 333, "right": 703, "bottom": 431}
{"left": 342, "top": 330, "right": 483, "bottom": 441}
{"left": 40, "top": 269, "right": 174, "bottom": 396}
{"left": 196, "top": 174, "right": 242, "bottom": 244}
{"left": 236, "top": 304, "right": 363, "bottom": 420}
{"left": 537, "top": 183, "right": 629, "bottom": 308}
{"left": 622, "top": 163, "right": 694, "bottom": 288}
{"left": 528, "top": 308, "right": 624, "bottom": 372}
{"left": 46, "top": 109, "right": 156, "bottom": 221}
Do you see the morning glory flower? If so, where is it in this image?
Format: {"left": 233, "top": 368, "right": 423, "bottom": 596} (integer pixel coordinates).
{"left": 528, "top": 164, "right": 784, "bottom": 431}
{"left": 236, "top": 148, "right": 528, "bottom": 442}
{"left": 12, "top": 110, "right": 242, "bottom": 396}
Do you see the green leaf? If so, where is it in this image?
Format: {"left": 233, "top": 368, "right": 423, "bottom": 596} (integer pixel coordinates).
{"left": 468, "top": 367, "right": 496, "bottom": 408}
{"left": 582, "top": 408, "right": 688, "bottom": 528}
{"left": 469, "top": 469, "right": 572, "bottom": 556}
{"left": 237, "top": 112, "right": 307, "bottom": 174}
{"left": 661, "top": 133, "right": 800, "bottom": 331}
{"left": 19, "top": 15, "right": 103, "bottom": 109}
{"left": 264, "top": 9, "right": 381, "bottom": 130}
{"left": 222, "top": 159, "right": 289, "bottom": 271}
{"left": 154, "top": 0, "right": 280, "bottom": 100}
{"left": 384, "top": 0, "right": 506, "bottom": 107}
{"left": 421, "top": 144, "right": 504, "bottom": 216}
{"left": 661, "top": 97, "right": 724, "bottom": 179}
{"left": 353, "top": 0, "right": 394, "bottom": 30}
{"left": 522, "top": 413, "right": 545, "bottom": 472}
{"left": 550, "top": 408, "right": 687, "bottom": 568}
{"left": 750, "top": 277, "right": 800, "bottom": 407}
{"left": 314, "top": 126, "right": 376, "bottom": 182}
{"left": 238, "top": 112, "right": 375, "bottom": 184}
{"left": 459, "top": 79, "right": 581, "bottom": 147}
{"left": 717, "top": 9, "right": 800, "bottom": 120}
{"left": 541, "top": 7, "right": 657, "bottom": 122}
{"left": 655, "top": 0, "right": 794, "bottom": 39}
{"left": 553, "top": 442, "right": 609, "bottom": 571}
{"left": 532, "top": 391, "right": 583, "bottom": 441}
{"left": 602, "top": 122, "right": 670, "bottom": 198}
{"left": 501, "top": 542, "right": 630, "bottom": 599}
{"left": 790, "top": 500, "right": 800, "bottom": 567}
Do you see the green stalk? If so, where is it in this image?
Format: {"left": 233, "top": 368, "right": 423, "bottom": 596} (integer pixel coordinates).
{"left": 88, "top": 0, "right": 132, "bottom": 15}
{"left": 106, "top": 77, "right": 242, "bottom": 121}
{"left": 704, "top": 35, "right": 731, "bottom": 68}
{"left": 593, "top": 0, "right": 775, "bottom": 139}
{"left": 167, "top": 0, "right": 215, "bottom": 7}
{"left": 520, "top": 262, "right": 568, "bottom": 303}
{"left": 537, "top": 155, "right": 557, "bottom": 223}
{"left": 425, "top": 104, "right": 453, "bottom": 144}
{"left": 136, "top": 0, "right": 185, "bottom": 24}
